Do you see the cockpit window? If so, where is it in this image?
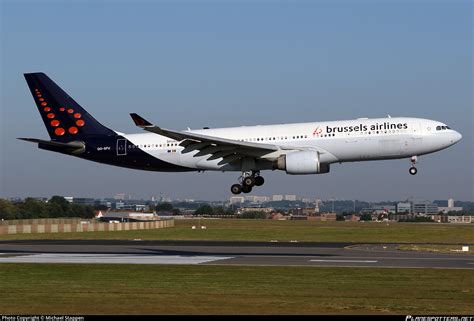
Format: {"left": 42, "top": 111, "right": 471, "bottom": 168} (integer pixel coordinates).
{"left": 446, "top": 126, "right": 451, "bottom": 129}
{"left": 436, "top": 126, "right": 442, "bottom": 131}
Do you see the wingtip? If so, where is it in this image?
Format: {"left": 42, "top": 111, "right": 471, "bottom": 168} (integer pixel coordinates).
{"left": 130, "top": 113, "right": 152, "bottom": 127}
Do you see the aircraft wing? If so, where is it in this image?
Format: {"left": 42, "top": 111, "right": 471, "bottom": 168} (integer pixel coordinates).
{"left": 130, "top": 113, "right": 324, "bottom": 165}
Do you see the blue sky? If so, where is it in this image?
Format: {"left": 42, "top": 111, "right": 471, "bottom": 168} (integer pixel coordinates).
{"left": 1, "top": 0, "right": 472, "bottom": 201}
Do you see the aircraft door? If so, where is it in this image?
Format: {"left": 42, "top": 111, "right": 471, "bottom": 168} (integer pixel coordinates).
{"left": 117, "top": 139, "right": 127, "bottom": 156}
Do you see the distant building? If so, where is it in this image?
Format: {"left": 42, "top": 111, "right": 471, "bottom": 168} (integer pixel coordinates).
{"left": 360, "top": 205, "right": 395, "bottom": 215}
{"left": 438, "top": 198, "right": 463, "bottom": 214}
{"left": 32, "top": 197, "right": 48, "bottom": 202}
{"left": 229, "top": 196, "right": 245, "bottom": 204}
{"left": 285, "top": 195, "right": 297, "bottom": 201}
{"left": 390, "top": 214, "right": 417, "bottom": 222}
{"left": 272, "top": 195, "right": 284, "bottom": 201}
{"left": 73, "top": 198, "right": 95, "bottom": 206}
{"left": 94, "top": 199, "right": 111, "bottom": 209}
{"left": 315, "top": 199, "right": 322, "bottom": 213}
{"left": 447, "top": 216, "right": 474, "bottom": 224}
{"left": 292, "top": 208, "right": 316, "bottom": 216}
{"left": 307, "top": 213, "right": 337, "bottom": 221}
{"left": 378, "top": 205, "right": 396, "bottom": 213}
{"left": 448, "top": 198, "right": 455, "bottom": 208}
{"left": 438, "top": 206, "right": 463, "bottom": 214}
{"left": 114, "top": 201, "right": 125, "bottom": 210}
{"left": 430, "top": 215, "right": 443, "bottom": 223}
{"left": 135, "top": 204, "right": 147, "bottom": 212}
{"left": 64, "top": 196, "right": 74, "bottom": 203}
{"left": 397, "top": 202, "right": 411, "bottom": 213}
{"left": 412, "top": 201, "right": 439, "bottom": 215}
{"left": 114, "top": 193, "right": 126, "bottom": 201}
{"left": 253, "top": 196, "right": 270, "bottom": 203}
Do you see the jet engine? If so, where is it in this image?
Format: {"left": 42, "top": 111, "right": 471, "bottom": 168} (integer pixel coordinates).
{"left": 276, "top": 151, "right": 330, "bottom": 175}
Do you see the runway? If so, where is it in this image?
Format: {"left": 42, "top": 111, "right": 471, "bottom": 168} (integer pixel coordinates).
{"left": 0, "top": 240, "right": 473, "bottom": 269}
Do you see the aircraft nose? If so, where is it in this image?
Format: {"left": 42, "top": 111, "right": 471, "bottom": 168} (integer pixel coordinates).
{"left": 452, "top": 131, "right": 462, "bottom": 144}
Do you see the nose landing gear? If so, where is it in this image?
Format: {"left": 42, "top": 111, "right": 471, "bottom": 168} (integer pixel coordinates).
{"left": 409, "top": 156, "right": 418, "bottom": 175}
{"left": 230, "top": 171, "right": 265, "bottom": 194}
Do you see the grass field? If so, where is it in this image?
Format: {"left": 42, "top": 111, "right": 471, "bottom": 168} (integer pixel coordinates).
{"left": 1, "top": 219, "right": 473, "bottom": 244}
{"left": 0, "top": 263, "right": 472, "bottom": 315}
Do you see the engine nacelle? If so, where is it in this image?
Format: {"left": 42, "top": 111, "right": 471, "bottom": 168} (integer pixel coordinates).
{"left": 276, "top": 151, "right": 330, "bottom": 175}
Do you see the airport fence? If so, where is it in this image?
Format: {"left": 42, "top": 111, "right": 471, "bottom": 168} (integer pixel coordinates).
{"left": 1, "top": 218, "right": 87, "bottom": 225}
{"left": 0, "top": 219, "right": 174, "bottom": 235}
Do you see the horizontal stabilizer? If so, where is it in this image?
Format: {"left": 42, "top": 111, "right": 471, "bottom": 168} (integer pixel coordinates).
{"left": 18, "top": 138, "right": 85, "bottom": 155}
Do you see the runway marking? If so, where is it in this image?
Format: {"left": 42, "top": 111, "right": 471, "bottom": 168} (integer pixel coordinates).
{"left": 0, "top": 253, "right": 233, "bottom": 265}
{"left": 310, "top": 259, "right": 378, "bottom": 263}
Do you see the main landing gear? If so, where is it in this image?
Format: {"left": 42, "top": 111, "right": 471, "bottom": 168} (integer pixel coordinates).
{"left": 409, "top": 156, "right": 418, "bottom": 175}
{"left": 230, "top": 171, "right": 265, "bottom": 194}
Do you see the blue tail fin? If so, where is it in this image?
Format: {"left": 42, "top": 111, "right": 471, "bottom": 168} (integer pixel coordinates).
{"left": 24, "top": 72, "right": 116, "bottom": 141}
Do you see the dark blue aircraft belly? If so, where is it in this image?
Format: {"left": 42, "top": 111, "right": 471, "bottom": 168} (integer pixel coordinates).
{"left": 79, "top": 135, "right": 195, "bottom": 172}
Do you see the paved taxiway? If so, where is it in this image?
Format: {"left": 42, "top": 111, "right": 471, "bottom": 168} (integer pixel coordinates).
{"left": 0, "top": 240, "right": 472, "bottom": 269}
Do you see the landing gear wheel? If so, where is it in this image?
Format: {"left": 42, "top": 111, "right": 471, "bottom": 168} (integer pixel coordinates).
{"left": 231, "top": 184, "right": 242, "bottom": 194}
{"left": 241, "top": 185, "right": 253, "bottom": 193}
{"left": 242, "top": 176, "right": 255, "bottom": 187}
{"left": 409, "top": 167, "right": 417, "bottom": 175}
{"left": 254, "top": 176, "right": 265, "bottom": 186}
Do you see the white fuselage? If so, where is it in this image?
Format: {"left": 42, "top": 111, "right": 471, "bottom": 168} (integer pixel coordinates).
{"left": 122, "top": 117, "right": 462, "bottom": 172}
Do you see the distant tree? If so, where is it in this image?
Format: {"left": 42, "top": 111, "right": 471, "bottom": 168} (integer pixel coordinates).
{"left": 240, "top": 211, "right": 267, "bottom": 219}
{"left": 49, "top": 196, "right": 71, "bottom": 213}
{"left": 360, "top": 214, "right": 372, "bottom": 221}
{"left": 194, "top": 204, "right": 214, "bottom": 216}
{"left": 172, "top": 208, "right": 181, "bottom": 215}
{"left": 0, "top": 199, "right": 18, "bottom": 220}
{"left": 69, "top": 204, "right": 95, "bottom": 218}
{"left": 46, "top": 202, "right": 64, "bottom": 218}
{"left": 154, "top": 203, "right": 174, "bottom": 212}
{"left": 18, "top": 198, "right": 48, "bottom": 219}
{"left": 336, "top": 214, "right": 345, "bottom": 221}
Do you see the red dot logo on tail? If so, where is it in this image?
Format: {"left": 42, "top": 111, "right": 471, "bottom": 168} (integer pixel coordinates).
{"left": 55, "top": 128, "right": 65, "bottom": 136}
{"left": 68, "top": 127, "right": 78, "bottom": 134}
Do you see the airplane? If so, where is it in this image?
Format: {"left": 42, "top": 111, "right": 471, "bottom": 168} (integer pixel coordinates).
{"left": 20, "top": 72, "right": 462, "bottom": 195}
